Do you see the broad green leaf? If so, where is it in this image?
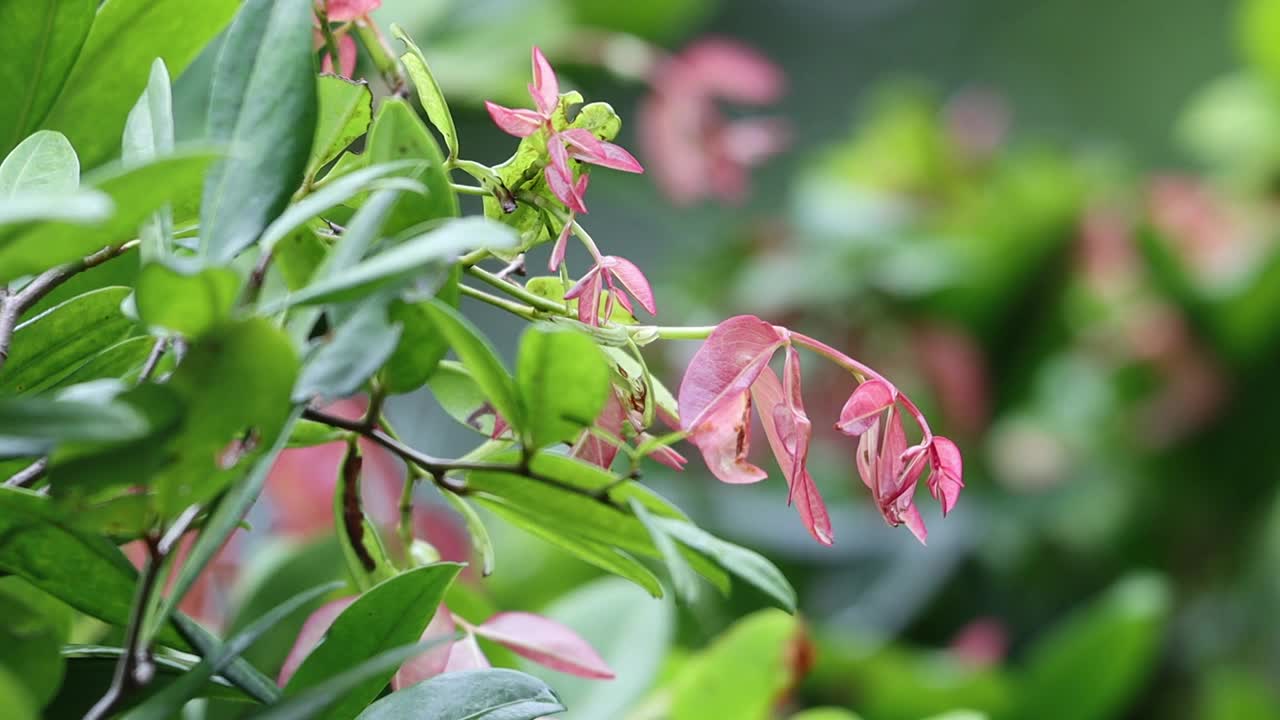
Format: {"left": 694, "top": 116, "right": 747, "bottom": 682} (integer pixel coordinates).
{"left": 275, "top": 225, "right": 330, "bottom": 292}
{"left": 135, "top": 261, "right": 239, "bottom": 337}
{"left": 789, "top": 711, "right": 865, "bottom": 720}
{"left": 0, "top": 151, "right": 217, "bottom": 282}
{"left": 0, "top": 578, "right": 72, "bottom": 707}
{"left": 379, "top": 267, "right": 460, "bottom": 394}
{"left": 478, "top": 498, "right": 663, "bottom": 597}
{"left": 522, "top": 577, "right": 672, "bottom": 720}
{"left": 201, "top": 0, "right": 318, "bottom": 262}
{"left": 333, "top": 441, "right": 397, "bottom": 591}
{"left": 122, "top": 59, "right": 176, "bottom": 261}
{"left": 427, "top": 361, "right": 499, "bottom": 435}
{"left": 1, "top": 287, "right": 136, "bottom": 395}
{"left": 39, "top": 0, "right": 239, "bottom": 170}
{"left": 286, "top": 418, "right": 346, "bottom": 448}
{"left": 283, "top": 563, "right": 463, "bottom": 720}
{"left": 390, "top": 24, "right": 458, "bottom": 162}
{"left": 154, "top": 318, "right": 299, "bottom": 515}
{"left": 0, "top": 130, "right": 79, "bottom": 196}
{"left": 294, "top": 299, "right": 402, "bottom": 402}
{"left": 652, "top": 517, "right": 797, "bottom": 613}
{"left": 126, "top": 582, "right": 343, "bottom": 720}
{"left": 0, "top": 668, "right": 35, "bottom": 720}
{"left": 669, "top": 610, "right": 801, "bottom": 720}
{"left": 0, "top": 190, "right": 112, "bottom": 228}
{"left": 366, "top": 98, "right": 459, "bottom": 233}
{"left": 171, "top": 30, "right": 225, "bottom": 144}
{"left": 0, "top": 0, "right": 95, "bottom": 157}
{"left": 357, "top": 669, "right": 564, "bottom": 720}
{"left": 55, "top": 333, "right": 155, "bottom": 390}
{"left": 516, "top": 324, "right": 610, "bottom": 448}
{"left": 420, "top": 298, "right": 523, "bottom": 430}
{"left": 440, "top": 491, "right": 495, "bottom": 576}
{"left": 255, "top": 641, "right": 446, "bottom": 720}
{"left": 0, "top": 395, "right": 149, "bottom": 443}
{"left": 309, "top": 76, "right": 373, "bottom": 181}
{"left": 631, "top": 500, "right": 702, "bottom": 605}
{"left": 1015, "top": 573, "right": 1170, "bottom": 720}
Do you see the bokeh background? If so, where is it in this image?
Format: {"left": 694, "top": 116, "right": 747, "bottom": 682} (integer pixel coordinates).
{"left": 185, "top": 1, "right": 1280, "bottom": 718}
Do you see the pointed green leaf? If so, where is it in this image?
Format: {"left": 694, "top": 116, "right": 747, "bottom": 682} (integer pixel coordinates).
{"left": 631, "top": 500, "right": 702, "bottom": 605}
{"left": 366, "top": 98, "right": 459, "bottom": 233}
{"left": 357, "top": 669, "right": 564, "bottom": 720}
{"left": 440, "top": 491, "right": 495, "bottom": 576}
{"left": 516, "top": 324, "right": 610, "bottom": 448}
{"left": 652, "top": 517, "right": 797, "bottom": 613}
{"left": 0, "top": 396, "right": 148, "bottom": 444}
{"left": 390, "top": 24, "right": 458, "bottom": 162}
{"left": 294, "top": 299, "right": 402, "bottom": 402}
{"left": 333, "top": 441, "right": 397, "bottom": 591}
{"left": 0, "top": 0, "right": 95, "bottom": 157}
{"left": 0, "top": 131, "right": 79, "bottom": 196}
{"left": 122, "top": 59, "right": 176, "bottom": 261}
{"left": 379, "top": 267, "right": 460, "bottom": 394}
{"left": 1, "top": 287, "right": 136, "bottom": 395}
{"left": 420, "top": 298, "right": 523, "bottom": 430}
{"left": 309, "top": 76, "right": 373, "bottom": 181}
{"left": 135, "top": 261, "right": 239, "bottom": 337}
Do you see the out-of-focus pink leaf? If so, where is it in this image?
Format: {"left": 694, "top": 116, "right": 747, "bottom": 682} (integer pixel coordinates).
{"left": 392, "top": 605, "right": 456, "bottom": 690}
{"left": 530, "top": 47, "right": 560, "bottom": 116}
{"left": 484, "top": 102, "right": 544, "bottom": 138}
{"left": 318, "top": 33, "right": 358, "bottom": 78}
{"left": 572, "top": 392, "right": 627, "bottom": 469}
{"left": 475, "top": 612, "right": 615, "bottom": 679}
{"left": 836, "top": 379, "right": 896, "bottom": 437}
{"left": 278, "top": 596, "right": 357, "bottom": 686}
{"left": 443, "top": 633, "right": 491, "bottom": 672}
{"left": 928, "top": 436, "right": 964, "bottom": 515}
{"left": 603, "top": 256, "right": 657, "bottom": 315}
{"left": 678, "top": 315, "right": 783, "bottom": 431}
{"left": 679, "top": 37, "right": 786, "bottom": 105}
{"left": 322, "top": 0, "right": 381, "bottom": 22}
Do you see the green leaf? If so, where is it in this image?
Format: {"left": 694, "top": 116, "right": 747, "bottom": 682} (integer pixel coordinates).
{"left": 366, "top": 98, "right": 459, "bottom": 233}
{"left": 285, "top": 217, "right": 515, "bottom": 307}
{"left": 357, "top": 668, "right": 564, "bottom": 720}
{"left": 135, "top": 261, "right": 239, "bottom": 337}
{"left": 200, "top": 0, "right": 318, "bottom": 262}
{"left": 0, "top": 189, "right": 112, "bottom": 228}
{"left": 0, "top": 0, "right": 95, "bottom": 158}
{"left": 287, "top": 418, "right": 347, "bottom": 448}
{"left": 48, "top": 646, "right": 252, "bottom": 718}
{"left": 126, "top": 581, "right": 343, "bottom": 720}
{"left": 631, "top": 500, "right": 702, "bottom": 605}
{"left": 0, "top": 395, "right": 149, "bottom": 443}
{"left": 0, "top": 130, "right": 79, "bottom": 195}
{"left": 669, "top": 610, "right": 801, "bottom": 720}
{"left": 516, "top": 324, "right": 610, "bottom": 448}
{"left": 521, "top": 577, "right": 672, "bottom": 720}
{"left": 0, "top": 668, "right": 36, "bottom": 720}
{"left": 283, "top": 563, "right": 464, "bottom": 720}
{"left": 0, "top": 151, "right": 218, "bottom": 283}
{"left": 426, "top": 361, "right": 500, "bottom": 435}
{"left": 294, "top": 299, "right": 402, "bottom": 402}
{"left": 1, "top": 286, "right": 136, "bottom": 395}
{"left": 789, "top": 710, "right": 866, "bottom": 720}
{"left": 334, "top": 441, "right": 397, "bottom": 591}
{"left": 309, "top": 76, "right": 373, "bottom": 182}
{"left": 122, "top": 59, "right": 176, "bottom": 262}
{"left": 652, "top": 517, "right": 797, "bottom": 613}
{"left": 39, "top": 0, "right": 239, "bottom": 170}
{"left": 379, "top": 266, "right": 460, "bottom": 395}
{"left": 420, "top": 298, "right": 523, "bottom": 430}
{"left": 0, "top": 578, "right": 72, "bottom": 707}
{"left": 1015, "top": 573, "right": 1170, "bottom": 720}
{"left": 440, "top": 491, "right": 495, "bottom": 576}
{"left": 53, "top": 336, "right": 156, "bottom": 389}
{"left": 390, "top": 24, "right": 458, "bottom": 162}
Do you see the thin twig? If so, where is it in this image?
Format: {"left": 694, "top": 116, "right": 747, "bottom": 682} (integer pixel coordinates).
{"left": 138, "top": 338, "right": 169, "bottom": 383}
{"left": 84, "top": 536, "right": 163, "bottom": 720}
{"left": 3, "top": 458, "right": 47, "bottom": 488}
{"left": 466, "top": 266, "right": 566, "bottom": 314}
{"left": 458, "top": 284, "right": 538, "bottom": 320}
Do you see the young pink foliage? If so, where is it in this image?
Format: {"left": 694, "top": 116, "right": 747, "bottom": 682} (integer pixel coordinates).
{"left": 751, "top": 362, "right": 833, "bottom": 545}
{"left": 320, "top": 0, "right": 380, "bottom": 22}
{"left": 855, "top": 408, "right": 929, "bottom": 544}
{"left": 560, "top": 129, "right": 644, "bottom": 174}
{"left": 444, "top": 633, "right": 491, "bottom": 673}
{"left": 928, "top": 436, "right": 964, "bottom": 515}
{"left": 572, "top": 392, "right": 628, "bottom": 469}
{"left": 836, "top": 378, "right": 896, "bottom": 437}
{"left": 474, "top": 612, "right": 615, "bottom": 679}
{"left": 278, "top": 596, "right": 357, "bottom": 686}
{"left": 530, "top": 46, "right": 560, "bottom": 116}
{"left": 392, "top": 605, "right": 457, "bottom": 690}
{"left": 564, "top": 256, "right": 657, "bottom": 326}
{"left": 678, "top": 315, "right": 784, "bottom": 431}
{"left": 484, "top": 102, "right": 544, "bottom": 138}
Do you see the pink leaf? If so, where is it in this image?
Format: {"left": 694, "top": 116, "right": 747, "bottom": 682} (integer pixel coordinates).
{"left": 603, "top": 256, "right": 657, "bottom": 315}
{"left": 444, "top": 633, "right": 491, "bottom": 672}
{"left": 475, "top": 612, "right": 615, "bottom": 679}
{"left": 549, "top": 220, "right": 573, "bottom": 271}
{"left": 392, "top": 605, "right": 456, "bottom": 690}
{"left": 677, "top": 315, "right": 783, "bottom": 431}
{"left": 564, "top": 265, "right": 604, "bottom": 326}
{"left": 323, "top": 0, "right": 382, "bottom": 23}
{"left": 836, "top": 379, "right": 896, "bottom": 437}
{"left": 485, "top": 102, "right": 544, "bottom": 138}
{"left": 639, "top": 433, "right": 688, "bottom": 470}
{"left": 558, "top": 129, "right": 605, "bottom": 157}
{"left": 928, "top": 436, "right": 964, "bottom": 515}
{"left": 278, "top": 596, "right": 357, "bottom": 686}
{"left": 530, "top": 47, "right": 560, "bottom": 117}
{"left": 545, "top": 141, "right": 587, "bottom": 214}
{"left": 320, "top": 34, "right": 358, "bottom": 78}
{"left": 562, "top": 130, "right": 644, "bottom": 174}
{"left": 572, "top": 393, "right": 627, "bottom": 469}
{"left": 686, "top": 389, "right": 767, "bottom": 484}
{"left": 901, "top": 502, "right": 928, "bottom": 545}
{"left": 681, "top": 38, "right": 786, "bottom": 105}
{"left": 752, "top": 366, "right": 832, "bottom": 545}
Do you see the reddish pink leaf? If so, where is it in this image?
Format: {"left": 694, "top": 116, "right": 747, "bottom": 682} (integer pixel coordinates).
{"left": 928, "top": 436, "right": 964, "bottom": 515}
{"left": 572, "top": 393, "right": 627, "bottom": 469}
{"left": 545, "top": 141, "right": 587, "bottom": 213}
{"left": 392, "top": 605, "right": 456, "bottom": 690}
{"left": 677, "top": 315, "right": 783, "bottom": 431}
{"left": 856, "top": 408, "right": 929, "bottom": 545}
{"left": 278, "top": 596, "right": 357, "bottom": 686}
{"left": 639, "top": 434, "right": 688, "bottom": 470}
{"left": 444, "top": 633, "right": 491, "bottom": 672}
{"left": 323, "top": 0, "right": 381, "bottom": 23}
{"left": 319, "top": 33, "right": 358, "bottom": 78}
{"left": 475, "top": 612, "right": 615, "bottom": 679}
{"left": 681, "top": 38, "right": 786, "bottom": 105}
{"left": 603, "top": 256, "right": 657, "bottom": 315}
{"left": 752, "top": 366, "right": 832, "bottom": 545}
{"left": 562, "top": 130, "right": 644, "bottom": 174}
{"left": 564, "top": 265, "right": 604, "bottom": 326}
{"left": 549, "top": 220, "right": 573, "bottom": 271}
{"left": 485, "top": 102, "right": 544, "bottom": 138}
{"left": 686, "top": 389, "right": 767, "bottom": 484}
{"left": 836, "top": 379, "right": 896, "bottom": 437}
{"left": 558, "top": 129, "right": 604, "bottom": 157}
{"left": 530, "top": 47, "right": 560, "bottom": 116}
{"left": 901, "top": 502, "right": 928, "bottom": 545}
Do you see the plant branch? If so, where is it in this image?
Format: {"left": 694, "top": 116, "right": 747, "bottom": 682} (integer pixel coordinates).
{"left": 84, "top": 535, "right": 164, "bottom": 720}
{"left": 3, "top": 458, "right": 47, "bottom": 488}
{"left": 466, "top": 266, "right": 567, "bottom": 314}
{"left": 458, "top": 284, "right": 538, "bottom": 321}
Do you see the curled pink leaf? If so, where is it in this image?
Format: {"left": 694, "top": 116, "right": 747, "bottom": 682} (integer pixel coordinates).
{"left": 475, "top": 612, "right": 615, "bottom": 679}
{"left": 278, "top": 596, "right": 357, "bottom": 686}
{"left": 602, "top": 256, "right": 657, "bottom": 315}
{"left": 549, "top": 220, "right": 573, "bottom": 271}
{"left": 752, "top": 365, "right": 832, "bottom": 545}
{"left": 686, "top": 389, "right": 767, "bottom": 484}
{"left": 856, "top": 408, "right": 929, "bottom": 545}
{"left": 678, "top": 315, "right": 784, "bottom": 432}
{"left": 836, "top": 379, "right": 896, "bottom": 437}
{"left": 928, "top": 436, "right": 964, "bottom": 515}
{"left": 392, "top": 605, "right": 457, "bottom": 690}
{"left": 485, "top": 102, "right": 544, "bottom": 138}
{"left": 640, "top": 434, "right": 688, "bottom": 470}
{"left": 561, "top": 129, "right": 644, "bottom": 174}
{"left": 545, "top": 141, "right": 587, "bottom": 214}
{"left": 530, "top": 47, "right": 560, "bottom": 117}
{"left": 572, "top": 392, "right": 627, "bottom": 469}
{"left": 564, "top": 265, "right": 604, "bottom": 326}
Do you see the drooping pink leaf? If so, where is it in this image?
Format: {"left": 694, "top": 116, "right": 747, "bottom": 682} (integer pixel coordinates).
{"left": 475, "top": 612, "right": 615, "bottom": 679}
{"left": 530, "top": 47, "right": 560, "bottom": 117}
{"left": 836, "top": 379, "right": 896, "bottom": 437}
{"left": 857, "top": 407, "right": 929, "bottom": 545}
{"left": 444, "top": 633, "right": 491, "bottom": 672}
{"left": 392, "top": 605, "right": 456, "bottom": 690}
{"left": 572, "top": 392, "right": 627, "bottom": 469}
{"left": 562, "top": 130, "right": 644, "bottom": 174}
{"left": 928, "top": 436, "right": 964, "bottom": 515}
{"left": 686, "top": 389, "right": 767, "bottom": 484}
{"left": 564, "top": 265, "right": 603, "bottom": 326}
{"left": 485, "top": 102, "right": 544, "bottom": 138}
{"left": 545, "top": 141, "right": 587, "bottom": 214}
{"left": 678, "top": 315, "right": 783, "bottom": 431}
{"left": 901, "top": 502, "right": 928, "bottom": 545}
{"left": 549, "top": 220, "right": 573, "bottom": 271}
{"left": 603, "top": 256, "right": 657, "bottom": 315}
{"left": 639, "top": 434, "right": 688, "bottom": 470}
{"left": 278, "top": 596, "right": 357, "bottom": 686}
{"left": 322, "top": 0, "right": 382, "bottom": 23}
{"left": 752, "top": 366, "right": 831, "bottom": 545}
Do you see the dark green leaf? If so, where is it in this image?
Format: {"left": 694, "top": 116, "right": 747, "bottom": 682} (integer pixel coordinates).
{"left": 309, "top": 76, "right": 373, "bottom": 181}
{"left": 652, "top": 517, "right": 797, "bottom": 613}
{"left": 333, "top": 441, "right": 397, "bottom": 591}
{"left": 379, "top": 267, "right": 460, "bottom": 394}
{"left": 1, "top": 286, "right": 136, "bottom": 395}
{"left": 0, "top": 395, "right": 149, "bottom": 443}
{"left": 47, "top": 646, "right": 251, "bottom": 718}
{"left": 516, "top": 324, "right": 609, "bottom": 448}
{"left": 54, "top": 335, "right": 155, "bottom": 389}
{"left": 122, "top": 59, "right": 176, "bottom": 262}
{"left": 0, "top": 0, "right": 94, "bottom": 158}
{"left": 294, "top": 299, "right": 402, "bottom": 402}
{"left": 39, "top": 0, "right": 239, "bottom": 170}
{"left": 0, "top": 151, "right": 218, "bottom": 282}
{"left": 0, "top": 578, "right": 72, "bottom": 707}
{"left": 390, "top": 24, "right": 458, "bottom": 162}
{"left": 366, "top": 98, "right": 458, "bottom": 233}
{"left": 135, "top": 261, "right": 239, "bottom": 337}
{"left": 631, "top": 500, "right": 702, "bottom": 605}
{"left": 283, "top": 563, "right": 464, "bottom": 720}
{"left": 201, "top": 0, "right": 318, "bottom": 262}
{"left": 357, "top": 669, "right": 564, "bottom": 720}
{"left": 0, "top": 130, "right": 79, "bottom": 195}
{"left": 421, "top": 298, "right": 523, "bottom": 430}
